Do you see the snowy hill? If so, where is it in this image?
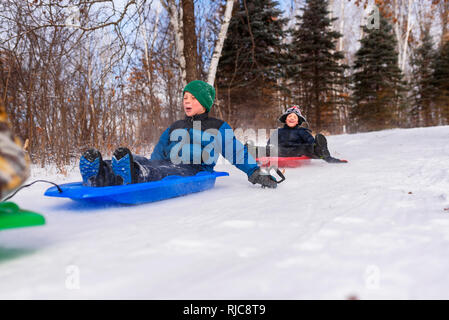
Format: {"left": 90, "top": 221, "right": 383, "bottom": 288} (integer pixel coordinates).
{"left": 1, "top": 126, "right": 449, "bottom": 299}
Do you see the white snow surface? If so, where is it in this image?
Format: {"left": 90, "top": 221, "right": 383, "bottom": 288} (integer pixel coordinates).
{"left": 1, "top": 126, "right": 449, "bottom": 300}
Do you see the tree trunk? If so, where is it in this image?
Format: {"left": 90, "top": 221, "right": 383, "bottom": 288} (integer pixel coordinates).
{"left": 182, "top": 0, "right": 198, "bottom": 83}
{"left": 401, "top": 0, "right": 413, "bottom": 75}
{"left": 161, "top": 0, "right": 187, "bottom": 86}
{"left": 338, "top": 0, "right": 345, "bottom": 52}
{"left": 394, "top": 0, "right": 403, "bottom": 69}
{"left": 87, "top": 44, "right": 97, "bottom": 147}
{"left": 439, "top": 0, "right": 449, "bottom": 47}
{"left": 207, "top": 0, "right": 235, "bottom": 86}
{"left": 328, "top": 0, "right": 334, "bottom": 27}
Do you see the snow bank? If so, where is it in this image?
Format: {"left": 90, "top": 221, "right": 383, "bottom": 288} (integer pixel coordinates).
{"left": 1, "top": 126, "right": 448, "bottom": 299}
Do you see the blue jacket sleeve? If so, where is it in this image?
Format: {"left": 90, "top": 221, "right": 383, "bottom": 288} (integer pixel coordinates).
{"left": 150, "top": 127, "right": 171, "bottom": 161}
{"left": 218, "top": 122, "right": 259, "bottom": 177}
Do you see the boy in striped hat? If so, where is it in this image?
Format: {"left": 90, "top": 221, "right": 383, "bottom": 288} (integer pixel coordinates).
{"left": 267, "top": 106, "right": 346, "bottom": 163}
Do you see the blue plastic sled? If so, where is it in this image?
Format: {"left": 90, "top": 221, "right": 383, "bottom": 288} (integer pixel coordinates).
{"left": 44, "top": 171, "right": 229, "bottom": 205}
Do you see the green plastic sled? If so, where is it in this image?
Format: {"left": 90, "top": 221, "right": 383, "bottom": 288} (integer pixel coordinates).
{"left": 0, "top": 202, "right": 45, "bottom": 230}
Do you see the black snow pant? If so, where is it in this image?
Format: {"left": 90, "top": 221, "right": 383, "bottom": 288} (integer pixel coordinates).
{"left": 100, "top": 156, "right": 204, "bottom": 186}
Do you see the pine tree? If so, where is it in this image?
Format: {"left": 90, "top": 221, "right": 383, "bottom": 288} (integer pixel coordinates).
{"left": 432, "top": 40, "right": 449, "bottom": 124}
{"left": 288, "top": 0, "right": 347, "bottom": 132}
{"left": 215, "top": 0, "right": 288, "bottom": 128}
{"left": 351, "top": 12, "right": 404, "bottom": 132}
{"left": 410, "top": 26, "right": 437, "bottom": 127}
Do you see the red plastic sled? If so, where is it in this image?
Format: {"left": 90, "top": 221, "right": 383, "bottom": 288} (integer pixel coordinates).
{"left": 256, "top": 156, "right": 312, "bottom": 168}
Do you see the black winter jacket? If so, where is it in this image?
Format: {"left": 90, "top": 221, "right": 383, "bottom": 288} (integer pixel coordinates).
{"left": 267, "top": 124, "right": 316, "bottom": 157}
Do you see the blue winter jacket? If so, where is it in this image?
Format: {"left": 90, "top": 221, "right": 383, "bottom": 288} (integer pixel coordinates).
{"left": 150, "top": 113, "right": 259, "bottom": 177}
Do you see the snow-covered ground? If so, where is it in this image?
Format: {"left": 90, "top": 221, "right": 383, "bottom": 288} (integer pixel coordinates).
{"left": 1, "top": 126, "right": 449, "bottom": 299}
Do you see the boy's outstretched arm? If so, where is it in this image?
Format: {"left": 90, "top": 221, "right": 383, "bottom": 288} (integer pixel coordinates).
{"left": 218, "top": 122, "right": 277, "bottom": 189}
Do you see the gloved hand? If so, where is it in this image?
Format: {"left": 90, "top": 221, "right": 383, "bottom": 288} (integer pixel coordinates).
{"left": 248, "top": 168, "right": 278, "bottom": 189}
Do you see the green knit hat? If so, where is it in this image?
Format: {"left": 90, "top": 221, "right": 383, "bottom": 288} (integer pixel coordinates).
{"left": 183, "top": 80, "right": 216, "bottom": 112}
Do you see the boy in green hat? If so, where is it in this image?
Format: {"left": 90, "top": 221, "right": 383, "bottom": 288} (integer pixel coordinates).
{"left": 79, "top": 80, "right": 277, "bottom": 188}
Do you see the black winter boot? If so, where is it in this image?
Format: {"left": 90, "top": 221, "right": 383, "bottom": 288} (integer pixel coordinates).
{"left": 314, "top": 133, "right": 331, "bottom": 159}
{"left": 314, "top": 134, "right": 347, "bottom": 163}
{"left": 323, "top": 156, "right": 347, "bottom": 163}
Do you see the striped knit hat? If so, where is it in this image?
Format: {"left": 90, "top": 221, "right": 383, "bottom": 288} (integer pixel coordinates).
{"left": 279, "top": 105, "right": 307, "bottom": 124}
